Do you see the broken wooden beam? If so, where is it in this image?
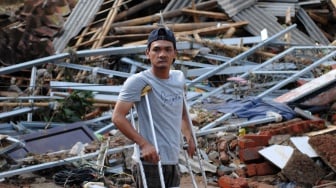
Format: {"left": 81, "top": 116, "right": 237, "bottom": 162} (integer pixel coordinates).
{"left": 112, "top": 22, "right": 230, "bottom": 35}
{"left": 181, "top": 8, "right": 229, "bottom": 20}
{"left": 114, "top": 0, "right": 170, "bottom": 22}
{"left": 176, "top": 21, "right": 248, "bottom": 36}
{"left": 110, "top": 0, "right": 218, "bottom": 27}
{"left": 178, "top": 35, "right": 276, "bottom": 59}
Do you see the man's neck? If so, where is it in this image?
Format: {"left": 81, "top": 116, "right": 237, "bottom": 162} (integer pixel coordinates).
{"left": 151, "top": 68, "right": 169, "bottom": 79}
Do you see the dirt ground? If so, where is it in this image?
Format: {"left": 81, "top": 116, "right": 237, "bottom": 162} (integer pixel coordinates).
{"left": 180, "top": 174, "right": 219, "bottom": 188}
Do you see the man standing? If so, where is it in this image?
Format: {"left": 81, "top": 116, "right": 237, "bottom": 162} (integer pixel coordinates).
{"left": 112, "top": 27, "right": 196, "bottom": 188}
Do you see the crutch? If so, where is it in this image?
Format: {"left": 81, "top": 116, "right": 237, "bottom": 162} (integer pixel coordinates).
{"left": 181, "top": 135, "right": 198, "bottom": 188}
{"left": 183, "top": 95, "right": 208, "bottom": 187}
{"left": 130, "top": 108, "right": 148, "bottom": 188}
{"left": 141, "top": 85, "right": 166, "bottom": 188}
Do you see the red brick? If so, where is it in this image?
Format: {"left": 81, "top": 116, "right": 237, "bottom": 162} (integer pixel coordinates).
{"left": 246, "top": 162, "right": 279, "bottom": 177}
{"left": 246, "top": 163, "right": 257, "bottom": 177}
{"left": 238, "top": 146, "right": 264, "bottom": 162}
{"left": 231, "top": 178, "right": 249, "bottom": 188}
{"left": 296, "top": 79, "right": 307, "bottom": 86}
{"left": 218, "top": 175, "right": 248, "bottom": 188}
{"left": 238, "top": 138, "right": 255, "bottom": 149}
{"left": 301, "top": 122, "right": 311, "bottom": 132}
{"left": 259, "top": 130, "right": 272, "bottom": 136}
{"left": 310, "top": 119, "right": 326, "bottom": 130}
{"left": 291, "top": 123, "right": 304, "bottom": 134}
{"left": 238, "top": 134, "right": 271, "bottom": 149}
{"left": 255, "top": 162, "right": 279, "bottom": 176}
{"left": 259, "top": 119, "right": 326, "bottom": 136}
{"left": 218, "top": 176, "right": 231, "bottom": 188}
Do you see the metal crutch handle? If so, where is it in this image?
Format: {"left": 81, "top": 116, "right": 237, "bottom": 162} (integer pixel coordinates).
{"left": 141, "top": 85, "right": 166, "bottom": 188}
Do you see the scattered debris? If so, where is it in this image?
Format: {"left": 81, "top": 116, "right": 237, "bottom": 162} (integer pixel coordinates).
{"left": 1, "top": 0, "right": 336, "bottom": 187}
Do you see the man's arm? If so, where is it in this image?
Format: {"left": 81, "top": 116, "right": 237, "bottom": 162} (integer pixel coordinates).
{"left": 181, "top": 101, "right": 196, "bottom": 157}
{"left": 112, "top": 100, "right": 160, "bottom": 164}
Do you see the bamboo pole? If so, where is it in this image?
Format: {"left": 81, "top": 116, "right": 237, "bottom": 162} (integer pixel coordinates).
{"left": 181, "top": 8, "right": 229, "bottom": 20}
{"left": 105, "top": 33, "right": 148, "bottom": 40}
{"left": 114, "top": 0, "right": 170, "bottom": 22}
{"left": 0, "top": 100, "right": 116, "bottom": 108}
{"left": 191, "top": 0, "right": 200, "bottom": 23}
{"left": 112, "top": 22, "right": 249, "bottom": 44}
{"left": 112, "top": 22, "right": 230, "bottom": 34}
{"left": 178, "top": 36, "right": 276, "bottom": 59}
{"left": 110, "top": 0, "right": 218, "bottom": 27}
{"left": 176, "top": 21, "right": 249, "bottom": 36}
{"left": 93, "top": 0, "right": 123, "bottom": 49}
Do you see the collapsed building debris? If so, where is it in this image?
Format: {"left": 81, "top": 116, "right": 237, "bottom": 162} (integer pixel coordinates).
{"left": 1, "top": 0, "right": 336, "bottom": 187}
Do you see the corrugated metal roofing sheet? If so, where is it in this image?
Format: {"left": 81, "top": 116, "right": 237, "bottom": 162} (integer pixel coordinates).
{"left": 217, "top": 0, "right": 256, "bottom": 17}
{"left": 296, "top": 7, "right": 329, "bottom": 45}
{"left": 256, "top": 2, "right": 296, "bottom": 17}
{"left": 53, "top": 0, "right": 104, "bottom": 54}
{"left": 163, "top": 0, "right": 204, "bottom": 23}
{"left": 217, "top": 0, "right": 315, "bottom": 45}
{"left": 233, "top": 6, "right": 315, "bottom": 45}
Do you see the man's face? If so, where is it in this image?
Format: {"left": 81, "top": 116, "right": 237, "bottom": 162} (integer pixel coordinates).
{"left": 146, "top": 40, "right": 177, "bottom": 69}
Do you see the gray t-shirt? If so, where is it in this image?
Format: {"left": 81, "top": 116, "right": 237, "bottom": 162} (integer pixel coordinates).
{"left": 118, "top": 69, "right": 185, "bottom": 164}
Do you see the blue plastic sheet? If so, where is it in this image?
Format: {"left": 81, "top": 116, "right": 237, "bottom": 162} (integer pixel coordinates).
{"left": 203, "top": 98, "right": 296, "bottom": 121}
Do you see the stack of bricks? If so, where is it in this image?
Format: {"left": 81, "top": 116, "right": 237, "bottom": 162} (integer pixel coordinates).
{"left": 218, "top": 119, "right": 328, "bottom": 187}
{"left": 218, "top": 175, "right": 249, "bottom": 188}
{"left": 238, "top": 134, "right": 279, "bottom": 177}
{"left": 218, "top": 133, "right": 280, "bottom": 187}
{"left": 258, "top": 119, "right": 326, "bottom": 136}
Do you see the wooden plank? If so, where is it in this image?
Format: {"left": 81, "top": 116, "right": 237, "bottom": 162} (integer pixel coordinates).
{"left": 0, "top": 91, "right": 19, "bottom": 97}
{"left": 181, "top": 8, "right": 229, "bottom": 20}
{"left": 114, "top": 0, "right": 170, "bottom": 22}
{"left": 178, "top": 35, "right": 276, "bottom": 59}
{"left": 305, "top": 125, "right": 336, "bottom": 136}
{"left": 110, "top": 0, "right": 217, "bottom": 27}
{"left": 176, "top": 21, "right": 248, "bottom": 36}
{"left": 92, "top": 0, "right": 123, "bottom": 48}
{"left": 112, "top": 22, "right": 228, "bottom": 34}
{"left": 331, "top": 0, "right": 336, "bottom": 8}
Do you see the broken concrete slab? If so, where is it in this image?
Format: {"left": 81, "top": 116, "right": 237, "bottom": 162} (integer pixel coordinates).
{"left": 290, "top": 136, "right": 318, "bottom": 158}
{"left": 258, "top": 144, "right": 294, "bottom": 169}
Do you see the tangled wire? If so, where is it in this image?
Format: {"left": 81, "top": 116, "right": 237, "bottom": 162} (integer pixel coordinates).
{"left": 53, "top": 165, "right": 100, "bottom": 186}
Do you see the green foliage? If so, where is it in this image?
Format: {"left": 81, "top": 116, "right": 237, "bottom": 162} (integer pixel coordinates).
{"left": 45, "top": 90, "right": 94, "bottom": 123}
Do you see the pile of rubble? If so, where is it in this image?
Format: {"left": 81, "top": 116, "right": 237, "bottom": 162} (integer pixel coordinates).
{"left": 1, "top": 0, "right": 336, "bottom": 187}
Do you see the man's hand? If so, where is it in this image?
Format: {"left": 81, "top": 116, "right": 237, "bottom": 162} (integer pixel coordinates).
{"left": 187, "top": 138, "right": 196, "bottom": 157}
{"left": 140, "top": 142, "right": 160, "bottom": 164}
{"left": 183, "top": 136, "right": 196, "bottom": 157}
